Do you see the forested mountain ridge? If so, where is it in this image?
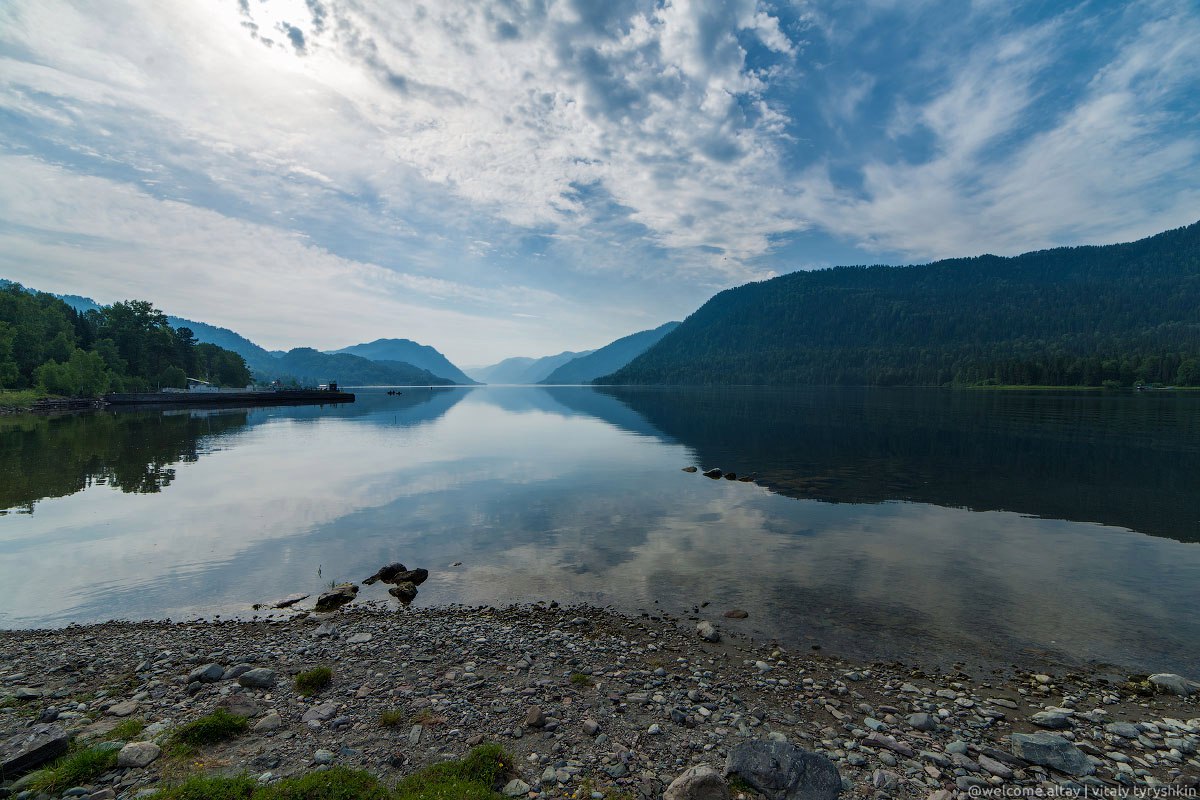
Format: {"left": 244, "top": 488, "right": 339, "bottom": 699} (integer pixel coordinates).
{"left": 540, "top": 321, "right": 681, "bottom": 384}
{"left": 467, "top": 350, "right": 594, "bottom": 384}
{"left": 0, "top": 284, "right": 251, "bottom": 396}
{"left": 603, "top": 221, "right": 1200, "bottom": 387}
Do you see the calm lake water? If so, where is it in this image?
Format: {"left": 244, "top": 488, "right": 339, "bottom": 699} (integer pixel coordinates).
{"left": 2, "top": 386, "right": 1198, "bottom": 675}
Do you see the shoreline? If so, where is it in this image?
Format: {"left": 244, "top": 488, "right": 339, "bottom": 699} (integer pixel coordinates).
{"left": 2, "top": 604, "right": 1196, "bottom": 799}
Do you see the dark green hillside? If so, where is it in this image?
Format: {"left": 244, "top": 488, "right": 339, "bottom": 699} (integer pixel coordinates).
{"left": 603, "top": 222, "right": 1200, "bottom": 387}
{"left": 332, "top": 338, "right": 477, "bottom": 384}
{"left": 0, "top": 284, "right": 251, "bottom": 397}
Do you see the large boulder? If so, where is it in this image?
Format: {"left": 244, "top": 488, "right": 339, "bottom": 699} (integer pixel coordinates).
{"left": 363, "top": 563, "right": 407, "bottom": 585}
{"left": 1148, "top": 673, "right": 1196, "bottom": 696}
{"left": 725, "top": 741, "right": 841, "bottom": 800}
{"left": 1010, "top": 733, "right": 1095, "bottom": 776}
{"left": 117, "top": 741, "right": 161, "bottom": 768}
{"left": 0, "top": 723, "right": 69, "bottom": 775}
{"left": 664, "top": 765, "right": 731, "bottom": 800}
{"left": 237, "top": 668, "right": 277, "bottom": 689}
{"left": 314, "top": 583, "right": 358, "bottom": 612}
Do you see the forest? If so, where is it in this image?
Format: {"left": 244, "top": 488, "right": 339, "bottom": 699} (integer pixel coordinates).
{"left": 0, "top": 284, "right": 251, "bottom": 398}
{"left": 604, "top": 221, "right": 1200, "bottom": 387}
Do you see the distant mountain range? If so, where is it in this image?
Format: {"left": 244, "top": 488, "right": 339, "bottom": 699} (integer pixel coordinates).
{"left": 466, "top": 350, "right": 593, "bottom": 384}
{"left": 540, "top": 321, "right": 680, "bottom": 384}
{"left": 4, "top": 282, "right": 474, "bottom": 386}
{"left": 330, "top": 339, "right": 478, "bottom": 384}
{"left": 604, "top": 221, "right": 1200, "bottom": 387}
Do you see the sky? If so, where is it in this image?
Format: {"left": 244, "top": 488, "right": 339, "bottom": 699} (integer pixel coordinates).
{"left": 1, "top": 0, "right": 1198, "bottom": 365}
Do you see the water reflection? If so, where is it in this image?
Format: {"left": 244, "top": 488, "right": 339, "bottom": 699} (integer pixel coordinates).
{"left": 593, "top": 387, "right": 1200, "bottom": 543}
{"left": 0, "top": 387, "right": 1197, "bottom": 674}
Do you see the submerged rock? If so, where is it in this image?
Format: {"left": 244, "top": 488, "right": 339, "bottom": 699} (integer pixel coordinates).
{"left": 314, "top": 583, "right": 358, "bottom": 612}
{"left": 723, "top": 609, "right": 750, "bottom": 619}
{"left": 682, "top": 466, "right": 698, "bottom": 473}
{"left": 725, "top": 740, "right": 842, "bottom": 800}
{"left": 389, "top": 582, "right": 418, "bottom": 604}
{"left": 363, "top": 563, "right": 407, "bottom": 585}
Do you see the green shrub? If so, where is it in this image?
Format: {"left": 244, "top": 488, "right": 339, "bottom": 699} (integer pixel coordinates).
{"left": 295, "top": 666, "right": 333, "bottom": 697}
{"left": 170, "top": 708, "right": 248, "bottom": 753}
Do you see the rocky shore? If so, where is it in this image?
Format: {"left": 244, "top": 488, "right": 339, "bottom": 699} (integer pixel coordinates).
{"left": 1, "top": 603, "right": 1197, "bottom": 800}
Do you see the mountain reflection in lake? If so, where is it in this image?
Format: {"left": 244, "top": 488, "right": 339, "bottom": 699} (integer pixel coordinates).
{"left": 1, "top": 386, "right": 1197, "bottom": 675}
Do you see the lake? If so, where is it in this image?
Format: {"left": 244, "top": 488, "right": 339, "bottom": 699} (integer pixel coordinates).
{"left": 2, "top": 386, "right": 1198, "bottom": 675}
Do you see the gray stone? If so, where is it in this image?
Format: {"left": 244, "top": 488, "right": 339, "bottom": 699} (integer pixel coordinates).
{"left": 314, "top": 749, "right": 335, "bottom": 765}
{"left": 0, "top": 723, "right": 69, "bottom": 775}
{"left": 13, "top": 687, "right": 41, "bottom": 700}
{"left": 218, "top": 695, "right": 259, "bottom": 718}
{"left": 222, "top": 664, "right": 254, "bottom": 681}
{"left": 238, "top": 668, "right": 277, "bottom": 689}
{"left": 346, "top": 633, "right": 373, "bottom": 644}
{"left": 664, "top": 765, "right": 732, "bottom": 800}
{"left": 725, "top": 740, "right": 842, "bottom": 800}
{"left": 871, "top": 770, "right": 900, "bottom": 791}
{"left": 301, "top": 702, "right": 337, "bottom": 723}
{"left": 1011, "top": 733, "right": 1095, "bottom": 776}
{"left": 188, "top": 663, "right": 225, "bottom": 683}
{"left": 907, "top": 713, "right": 937, "bottom": 732}
{"left": 977, "top": 754, "right": 1014, "bottom": 780}
{"left": 524, "top": 706, "right": 545, "bottom": 728}
{"left": 1148, "top": 674, "right": 1194, "bottom": 696}
{"left": 945, "top": 741, "right": 969, "bottom": 756}
{"left": 106, "top": 700, "right": 138, "bottom": 717}
{"left": 697, "top": 621, "right": 720, "bottom": 642}
{"left": 409, "top": 724, "right": 422, "bottom": 745}
{"left": 582, "top": 719, "right": 600, "bottom": 736}
{"left": 117, "top": 741, "right": 161, "bottom": 768}
{"left": 254, "top": 712, "right": 282, "bottom": 732}
{"left": 503, "top": 779, "right": 531, "bottom": 796}
{"left": 1106, "top": 722, "right": 1141, "bottom": 739}
{"left": 1032, "top": 711, "right": 1073, "bottom": 729}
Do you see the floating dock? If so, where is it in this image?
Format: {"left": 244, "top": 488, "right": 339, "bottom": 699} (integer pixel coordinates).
{"left": 103, "top": 389, "right": 356, "bottom": 407}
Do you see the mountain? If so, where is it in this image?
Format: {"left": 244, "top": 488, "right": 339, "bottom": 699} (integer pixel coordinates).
{"left": 331, "top": 338, "right": 476, "bottom": 384}
{"left": 540, "top": 322, "right": 681, "bottom": 384}
{"left": 273, "top": 348, "right": 454, "bottom": 386}
{"left": 28, "top": 287, "right": 279, "bottom": 374}
{"left": 603, "top": 221, "right": 1200, "bottom": 387}
{"left": 466, "top": 350, "right": 594, "bottom": 384}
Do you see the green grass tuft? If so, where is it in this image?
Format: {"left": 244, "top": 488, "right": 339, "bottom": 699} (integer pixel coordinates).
{"left": 153, "top": 773, "right": 258, "bottom": 800}
{"left": 28, "top": 745, "right": 119, "bottom": 794}
{"left": 379, "top": 708, "right": 405, "bottom": 727}
{"left": 169, "top": 708, "right": 248, "bottom": 754}
{"left": 265, "top": 767, "right": 392, "bottom": 800}
{"left": 106, "top": 717, "right": 146, "bottom": 741}
{"left": 295, "top": 666, "right": 333, "bottom": 697}
{"left": 569, "top": 672, "right": 594, "bottom": 687}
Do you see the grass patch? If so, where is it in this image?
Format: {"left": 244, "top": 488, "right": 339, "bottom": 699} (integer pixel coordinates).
{"left": 106, "top": 717, "right": 146, "bottom": 741}
{"left": 569, "top": 672, "right": 594, "bottom": 687}
{"left": 295, "top": 666, "right": 333, "bottom": 697}
{"left": 413, "top": 708, "right": 446, "bottom": 728}
{"left": 168, "top": 708, "right": 248, "bottom": 755}
{"left": 28, "top": 745, "right": 119, "bottom": 794}
{"left": 379, "top": 708, "right": 405, "bottom": 727}
{"left": 394, "top": 743, "right": 510, "bottom": 800}
{"left": 151, "top": 746, "right": 510, "bottom": 800}
{"left": 0, "top": 389, "right": 52, "bottom": 410}
{"left": 727, "top": 775, "right": 757, "bottom": 796}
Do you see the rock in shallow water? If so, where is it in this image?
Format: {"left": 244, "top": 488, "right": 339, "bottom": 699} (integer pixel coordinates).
{"left": 725, "top": 740, "right": 842, "bottom": 800}
{"left": 697, "top": 621, "right": 720, "bottom": 642}
{"left": 314, "top": 583, "right": 358, "bottom": 612}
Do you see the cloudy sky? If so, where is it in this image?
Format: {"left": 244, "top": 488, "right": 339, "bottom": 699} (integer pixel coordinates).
{"left": 1, "top": 0, "right": 1198, "bottom": 364}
